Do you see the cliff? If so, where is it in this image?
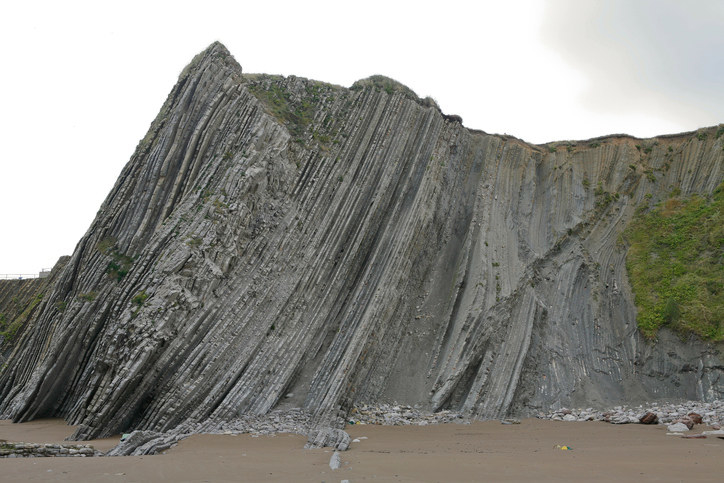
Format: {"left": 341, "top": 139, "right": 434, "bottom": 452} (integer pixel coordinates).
{"left": 0, "top": 42, "right": 722, "bottom": 443}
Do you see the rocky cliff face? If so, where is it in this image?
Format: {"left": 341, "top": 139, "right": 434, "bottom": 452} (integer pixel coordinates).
{"left": 1, "top": 258, "right": 68, "bottom": 356}
{"left": 0, "top": 43, "right": 722, "bottom": 441}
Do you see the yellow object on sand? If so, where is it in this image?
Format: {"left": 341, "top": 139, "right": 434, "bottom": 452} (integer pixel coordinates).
{"left": 556, "top": 445, "right": 572, "bottom": 450}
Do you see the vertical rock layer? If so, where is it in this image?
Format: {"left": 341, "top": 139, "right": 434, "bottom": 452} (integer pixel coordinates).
{"left": 0, "top": 42, "right": 722, "bottom": 439}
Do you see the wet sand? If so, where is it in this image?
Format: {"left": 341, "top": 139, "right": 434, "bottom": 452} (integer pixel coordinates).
{"left": 1, "top": 418, "right": 721, "bottom": 482}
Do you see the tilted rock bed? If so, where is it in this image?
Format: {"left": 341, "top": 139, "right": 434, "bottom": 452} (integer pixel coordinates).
{"left": 1, "top": 41, "right": 722, "bottom": 445}
{"left": 0, "top": 442, "right": 100, "bottom": 458}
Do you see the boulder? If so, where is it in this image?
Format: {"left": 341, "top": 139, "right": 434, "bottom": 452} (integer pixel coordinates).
{"left": 667, "top": 422, "right": 690, "bottom": 432}
{"left": 639, "top": 412, "right": 658, "bottom": 424}
{"left": 674, "top": 417, "right": 695, "bottom": 430}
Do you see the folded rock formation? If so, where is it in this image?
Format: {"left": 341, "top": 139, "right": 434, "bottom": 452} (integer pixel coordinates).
{"left": 1, "top": 42, "right": 722, "bottom": 441}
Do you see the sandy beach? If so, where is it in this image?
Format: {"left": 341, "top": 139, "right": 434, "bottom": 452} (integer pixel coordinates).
{"left": 1, "top": 418, "right": 721, "bottom": 482}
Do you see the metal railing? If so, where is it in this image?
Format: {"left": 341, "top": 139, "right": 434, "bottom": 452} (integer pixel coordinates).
{"left": 0, "top": 269, "right": 52, "bottom": 280}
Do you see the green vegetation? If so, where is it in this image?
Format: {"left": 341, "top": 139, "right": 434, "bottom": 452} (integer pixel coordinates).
{"left": 130, "top": 290, "right": 149, "bottom": 319}
{"left": 625, "top": 183, "right": 724, "bottom": 341}
{"left": 0, "top": 293, "right": 43, "bottom": 342}
{"left": 132, "top": 291, "right": 149, "bottom": 307}
{"left": 106, "top": 254, "right": 133, "bottom": 282}
{"left": 246, "top": 81, "right": 316, "bottom": 138}
{"left": 594, "top": 183, "right": 619, "bottom": 209}
{"left": 79, "top": 291, "right": 98, "bottom": 302}
{"left": 96, "top": 237, "right": 116, "bottom": 254}
{"left": 97, "top": 236, "right": 133, "bottom": 281}
{"left": 350, "top": 75, "right": 421, "bottom": 102}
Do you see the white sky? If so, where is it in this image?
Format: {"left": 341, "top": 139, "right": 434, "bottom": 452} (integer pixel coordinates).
{"left": 1, "top": 0, "right": 722, "bottom": 274}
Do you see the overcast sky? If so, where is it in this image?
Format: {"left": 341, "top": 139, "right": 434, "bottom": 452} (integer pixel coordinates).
{"left": 1, "top": 0, "right": 722, "bottom": 274}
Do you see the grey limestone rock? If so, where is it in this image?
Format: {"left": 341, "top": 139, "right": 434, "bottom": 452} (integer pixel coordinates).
{"left": 105, "top": 430, "right": 166, "bottom": 456}
{"left": 306, "top": 428, "right": 351, "bottom": 451}
{"left": 0, "top": 42, "right": 722, "bottom": 447}
{"left": 667, "top": 422, "right": 690, "bottom": 432}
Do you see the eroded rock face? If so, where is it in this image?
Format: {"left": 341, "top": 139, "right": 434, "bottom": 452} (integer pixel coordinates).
{"left": 0, "top": 42, "right": 722, "bottom": 440}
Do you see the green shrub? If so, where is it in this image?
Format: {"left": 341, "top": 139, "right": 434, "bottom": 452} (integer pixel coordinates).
{"left": 625, "top": 183, "right": 724, "bottom": 341}
{"left": 132, "top": 291, "right": 149, "bottom": 307}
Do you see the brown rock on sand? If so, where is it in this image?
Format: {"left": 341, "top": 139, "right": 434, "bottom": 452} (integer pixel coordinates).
{"left": 687, "top": 412, "right": 703, "bottom": 425}
{"left": 639, "top": 412, "right": 658, "bottom": 424}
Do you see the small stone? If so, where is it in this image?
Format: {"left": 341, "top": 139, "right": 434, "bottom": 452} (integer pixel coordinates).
{"left": 329, "top": 451, "right": 341, "bottom": 470}
{"left": 563, "top": 414, "right": 577, "bottom": 422}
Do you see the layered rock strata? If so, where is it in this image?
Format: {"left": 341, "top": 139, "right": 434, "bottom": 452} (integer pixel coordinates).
{"left": 0, "top": 43, "right": 722, "bottom": 444}
{"left": 1, "top": 257, "right": 69, "bottom": 356}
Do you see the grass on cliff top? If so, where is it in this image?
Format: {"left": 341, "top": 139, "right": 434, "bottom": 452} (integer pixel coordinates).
{"left": 625, "top": 183, "right": 724, "bottom": 341}
{"left": 245, "top": 77, "right": 322, "bottom": 138}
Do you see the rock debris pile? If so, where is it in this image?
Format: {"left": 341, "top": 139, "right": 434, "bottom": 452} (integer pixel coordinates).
{"left": 212, "top": 408, "right": 312, "bottom": 436}
{"left": 348, "top": 404, "right": 467, "bottom": 426}
{"left": 541, "top": 400, "right": 723, "bottom": 431}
